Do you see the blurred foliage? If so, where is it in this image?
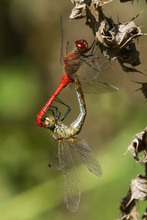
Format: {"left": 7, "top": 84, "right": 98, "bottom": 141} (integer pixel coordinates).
{"left": 0, "top": 1, "right": 147, "bottom": 220}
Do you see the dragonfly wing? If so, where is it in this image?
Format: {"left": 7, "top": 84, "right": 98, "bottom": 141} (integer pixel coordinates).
{"left": 58, "top": 140, "right": 80, "bottom": 212}
{"left": 78, "top": 76, "right": 118, "bottom": 94}
{"left": 82, "top": 55, "right": 112, "bottom": 76}
{"left": 48, "top": 140, "right": 61, "bottom": 170}
{"left": 71, "top": 138, "right": 102, "bottom": 177}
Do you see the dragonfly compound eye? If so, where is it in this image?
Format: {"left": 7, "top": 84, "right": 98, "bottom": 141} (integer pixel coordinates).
{"left": 75, "top": 39, "right": 89, "bottom": 53}
{"left": 43, "top": 116, "right": 56, "bottom": 129}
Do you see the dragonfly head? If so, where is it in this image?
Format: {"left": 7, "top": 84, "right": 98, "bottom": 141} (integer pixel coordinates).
{"left": 43, "top": 115, "right": 56, "bottom": 130}
{"left": 75, "top": 39, "right": 89, "bottom": 54}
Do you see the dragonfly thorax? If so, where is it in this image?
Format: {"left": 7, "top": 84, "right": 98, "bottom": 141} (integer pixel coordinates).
{"left": 63, "top": 53, "right": 82, "bottom": 80}
{"left": 53, "top": 121, "right": 75, "bottom": 139}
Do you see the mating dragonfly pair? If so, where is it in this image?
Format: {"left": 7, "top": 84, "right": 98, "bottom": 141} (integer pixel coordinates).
{"left": 37, "top": 39, "right": 118, "bottom": 211}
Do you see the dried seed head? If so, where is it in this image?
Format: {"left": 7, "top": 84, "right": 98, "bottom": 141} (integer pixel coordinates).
{"left": 120, "top": 175, "right": 147, "bottom": 220}
{"left": 130, "top": 176, "right": 147, "bottom": 202}
{"left": 70, "top": 2, "right": 145, "bottom": 72}
{"left": 126, "top": 128, "right": 147, "bottom": 163}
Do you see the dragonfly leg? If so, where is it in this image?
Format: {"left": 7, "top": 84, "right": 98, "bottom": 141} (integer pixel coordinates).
{"left": 88, "top": 40, "right": 98, "bottom": 55}
{"left": 55, "top": 97, "right": 71, "bottom": 121}
{"left": 48, "top": 106, "right": 61, "bottom": 120}
{"left": 43, "top": 97, "right": 71, "bottom": 124}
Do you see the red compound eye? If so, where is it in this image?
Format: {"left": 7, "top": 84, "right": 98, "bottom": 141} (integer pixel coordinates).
{"left": 75, "top": 39, "right": 89, "bottom": 53}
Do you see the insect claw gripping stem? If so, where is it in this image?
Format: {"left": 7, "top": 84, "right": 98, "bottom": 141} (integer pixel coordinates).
{"left": 36, "top": 74, "right": 70, "bottom": 127}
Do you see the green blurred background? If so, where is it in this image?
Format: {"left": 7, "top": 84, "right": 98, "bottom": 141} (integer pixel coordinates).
{"left": 0, "top": 1, "right": 147, "bottom": 219}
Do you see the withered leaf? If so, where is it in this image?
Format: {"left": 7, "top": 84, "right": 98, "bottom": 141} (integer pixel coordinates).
{"left": 126, "top": 127, "right": 147, "bottom": 163}
{"left": 130, "top": 176, "right": 147, "bottom": 202}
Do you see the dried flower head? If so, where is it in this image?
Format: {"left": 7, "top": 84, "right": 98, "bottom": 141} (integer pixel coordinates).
{"left": 70, "top": 1, "right": 144, "bottom": 72}
{"left": 126, "top": 127, "right": 147, "bottom": 163}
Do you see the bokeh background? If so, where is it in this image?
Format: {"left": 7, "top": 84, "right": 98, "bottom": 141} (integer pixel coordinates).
{"left": 0, "top": 1, "right": 147, "bottom": 219}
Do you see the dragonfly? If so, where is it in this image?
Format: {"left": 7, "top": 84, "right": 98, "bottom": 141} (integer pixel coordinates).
{"left": 36, "top": 39, "right": 117, "bottom": 127}
{"left": 43, "top": 79, "right": 102, "bottom": 212}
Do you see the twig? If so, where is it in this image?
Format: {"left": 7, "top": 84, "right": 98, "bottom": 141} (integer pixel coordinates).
{"left": 120, "top": 128, "right": 147, "bottom": 220}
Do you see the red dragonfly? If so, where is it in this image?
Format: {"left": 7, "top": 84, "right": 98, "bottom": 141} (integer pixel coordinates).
{"left": 36, "top": 39, "right": 117, "bottom": 127}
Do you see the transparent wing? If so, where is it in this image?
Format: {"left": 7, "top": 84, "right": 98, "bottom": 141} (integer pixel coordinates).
{"left": 81, "top": 54, "right": 112, "bottom": 76}
{"left": 70, "top": 138, "right": 102, "bottom": 177}
{"left": 78, "top": 76, "right": 118, "bottom": 94}
{"left": 58, "top": 140, "right": 80, "bottom": 212}
{"left": 48, "top": 140, "right": 60, "bottom": 170}
{"left": 70, "top": 76, "right": 118, "bottom": 94}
